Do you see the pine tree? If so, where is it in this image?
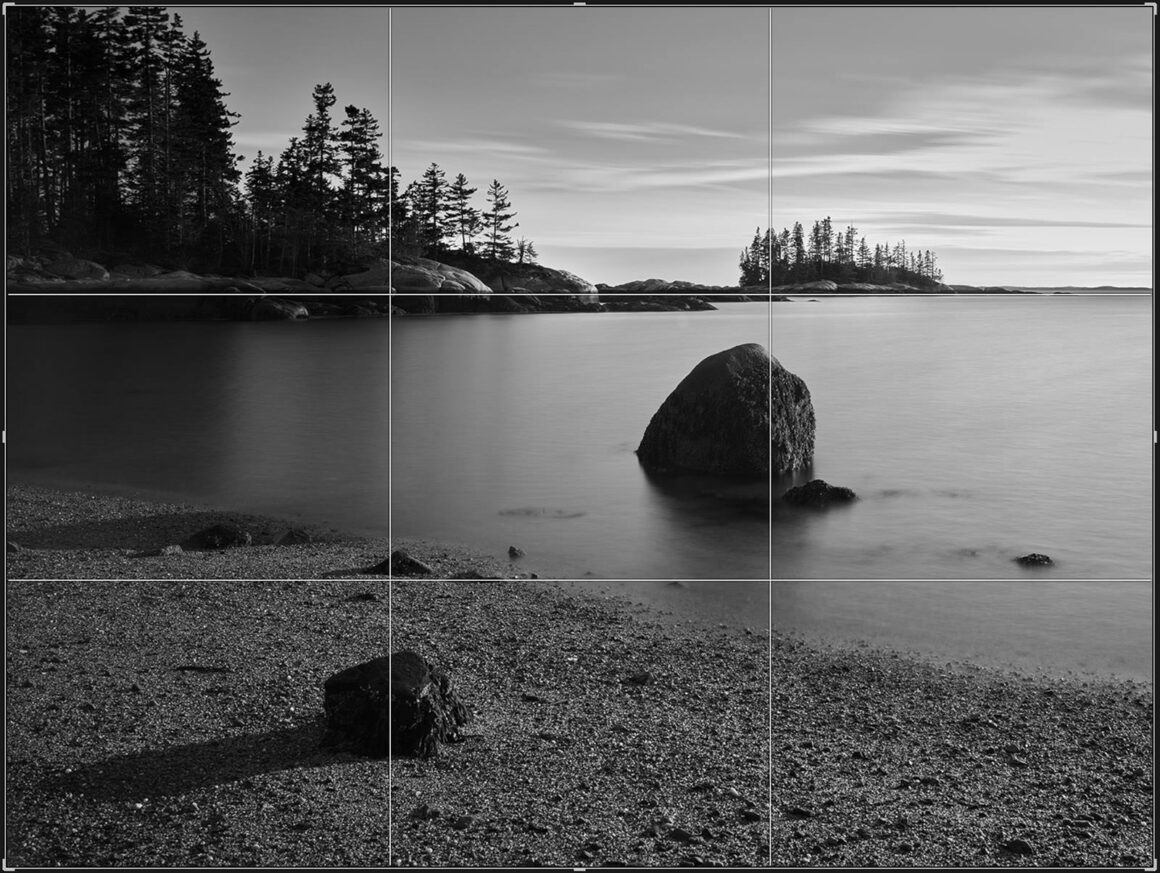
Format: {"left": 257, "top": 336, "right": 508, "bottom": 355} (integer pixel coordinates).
{"left": 388, "top": 166, "right": 409, "bottom": 250}
{"left": 482, "top": 179, "right": 518, "bottom": 261}
{"left": 515, "top": 237, "right": 538, "bottom": 265}
{"left": 172, "top": 29, "right": 239, "bottom": 260}
{"left": 122, "top": 6, "right": 171, "bottom": 241}
{"left": 446, "top": 172, "right": 481, "bottom": 252}
{"left": 244, "top": 150, "right": 277, "bottom": 271}
{"left": 791, "top": 222, "right": 805, "bottom": 276}
{"left": 739, "top": 226, "right": 764, "bottom": 285}
{"left": 6, "top": 5, "right": 51, "bottom": 249}
{"left": 857, "top": 236, "right": 871, "bottom": 271}
{"left": 415, "top": 162, "right": 448, "bottom": 254}
{"left": 339, "top": 104, "right": 386, "bottom": 248}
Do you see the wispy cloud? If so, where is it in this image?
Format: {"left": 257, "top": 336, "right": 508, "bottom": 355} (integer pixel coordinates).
{"left": 773, "top": 71, "right": 1151, "bottom": 210}
{"left": 876, "top": 212, "right": 1149, "bottom": 230}
{"left": 559, "top": 120, "right": 745, "bottom": 142}
{"left": 403, "top": 138, "right": 549, "bottom": 157}
{"left": 233, "top": 131, "right": 297, "bottom": 152}
{"left": 530, "top": 158, "right": 766, "bottom": 194}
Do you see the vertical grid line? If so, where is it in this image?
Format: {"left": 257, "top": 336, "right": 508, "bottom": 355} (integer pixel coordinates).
{"left": 766, "top": 6, "right": 774, "bottom": 867}
{"left": 386, "top": 6, "right": 394, "bottom": 866}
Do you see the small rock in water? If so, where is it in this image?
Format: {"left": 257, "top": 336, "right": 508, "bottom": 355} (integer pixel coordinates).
{"left": 781, "top": 479, "right": 857, "bottom": 508}
{"left": 277, "top": 528, "right": 312, "bottom": 545}
{"left": 626, "top": 671, "right": 654, "bottom": 686}
{"left": 1014, "top": 553, "right": 1053, "bottom": 566}
{"left": 508, "top": 545, "right": 525, "bottom": 558}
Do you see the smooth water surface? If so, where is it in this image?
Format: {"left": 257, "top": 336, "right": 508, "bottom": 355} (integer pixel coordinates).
{"left": 6, "top": 295, "right": 1152, "bottom": 680}
{"left": 389, "top": 304, "right": 772, "bottom": 579}
{"left": 7, "top": 319, "right": 393, "bottom": 537}
{"left": 771, "top": 294, "right": 1152, "bottom": 580}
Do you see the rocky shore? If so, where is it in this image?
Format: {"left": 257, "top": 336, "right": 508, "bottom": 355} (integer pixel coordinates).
{"left": 4, "top": 484, "right": 535, "bottom": 581}
{"left": 5, "top": 484, "right": 1153, "bottom": 867}
{"left": 12, "top": 246, "right": 1011, "bottom": 325}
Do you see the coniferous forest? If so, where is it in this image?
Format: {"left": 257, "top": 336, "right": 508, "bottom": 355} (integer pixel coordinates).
{"left": 738, "top": 220, "right": 944, "bottom": 288}
{"left": 4, "top": 6, "right": 529, "bottom": 278}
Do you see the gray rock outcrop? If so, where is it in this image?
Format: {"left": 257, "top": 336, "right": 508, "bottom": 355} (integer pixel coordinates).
{"left": 637, "top": 343, "right": 815, "bottom": 476}
{"left": 382, "top": 258, "right": 491, "bottom": 294}
{"left": 43, "top": 256, "right": 109, "bottom": 281}
{"left": 251, "top": 297, "right": 309, "bottom": 321}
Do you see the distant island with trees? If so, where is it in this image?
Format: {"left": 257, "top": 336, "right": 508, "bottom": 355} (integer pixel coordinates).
{"left": 739, "top": 220, "right": 943, "bottom": 289}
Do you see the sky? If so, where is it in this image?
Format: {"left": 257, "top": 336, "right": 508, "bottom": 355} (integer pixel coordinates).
{"left": 772, "top": 7, "right": 1153, "bottom": 288}
{"left": 391, "top": 6, "right": 770, "bottom": 286}
{"left": 170, "top": 6, "right": 1150, "bottom": 287}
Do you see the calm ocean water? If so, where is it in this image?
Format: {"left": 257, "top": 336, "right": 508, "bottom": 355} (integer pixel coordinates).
{"left": 6, "top": 295, "right": 1152, "bottom": 679}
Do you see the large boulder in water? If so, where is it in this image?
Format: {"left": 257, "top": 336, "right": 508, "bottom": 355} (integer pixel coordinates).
{"left": 637, "top": 343, "right": 814, "bottom": 476}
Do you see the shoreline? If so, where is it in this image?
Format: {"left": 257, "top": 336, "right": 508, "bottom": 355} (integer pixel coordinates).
{"left": 4, "top": 485, "right": 1153, "bottom": 866}
{"left": 6, "top": 573, "right": 1153, "bottom": 866}
{"left": 4, "top": 482, "right": 539, "bottom": 582}
{"left": 10, "top": 287, "right": 1132, "bottom": 326}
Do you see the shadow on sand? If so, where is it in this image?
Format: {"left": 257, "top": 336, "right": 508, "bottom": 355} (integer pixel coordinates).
{"left": 39, "top": 719, "right": 372, "bottom": 802}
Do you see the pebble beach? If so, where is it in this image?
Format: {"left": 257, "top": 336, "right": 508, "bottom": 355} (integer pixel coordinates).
{"left": 4, "top": 483, "right": 1154, "bottom": 867}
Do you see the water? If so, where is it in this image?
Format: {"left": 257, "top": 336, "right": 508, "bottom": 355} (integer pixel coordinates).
{"left": 5, "top": 295, "right": 1152, "bottom": 680}
{"left": 7, "top": 319, "right": 393, "bottom": 538}
{"left": 771, "top": 294, "right": 1152, "bottom": 580}
{"left": 389, "top": 304, "right": 772, "bottom": 579}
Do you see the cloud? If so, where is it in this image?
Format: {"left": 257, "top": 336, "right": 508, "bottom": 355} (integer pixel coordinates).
{"left": 774, "top": 72, "right": 1151, "bottom": 192}
{"left": 530, "top": 158, "right": 767, "bottom": 194}
{"left": 875, "top": 212, "right": 1149, "bottom": 230}
{"left": 233, "top": 131, "right": 297, "bottom": 152}
{"left": 402, "top": 138, "right": 549, "bottom": 157}
{"left": 559, "top": 120, "right": 745, "bottom": 142}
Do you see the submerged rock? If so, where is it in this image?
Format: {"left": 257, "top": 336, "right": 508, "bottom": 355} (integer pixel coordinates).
{"left": 781, "top": 479, "right": 857, "bottom": 508}
{"left": 637, "top": 343, "right": 814, "bottom": 476}
{"left": 321, "top": 651, "right": 471, "bottom": 758}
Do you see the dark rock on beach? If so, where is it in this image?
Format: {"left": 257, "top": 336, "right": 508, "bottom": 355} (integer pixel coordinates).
{"left": 1015, "top": 553, "right": 1053, "bottom": 566}
{"left": 637, "top": 343, "right": 815, "bottom": 476}
{"left": 183, "top": 523, "right": 252, "bottom": 550}
{"left": 321, "top": 651, "right": 471, "bottom": 759}
{"left": 365, "top": 550, "right": 434, "bottom": 576}
{"left": 276, "top": 528, "right": 312, "bottom": 545}
{"left": 781, "top": 479, "right": 857, "bottom": 508}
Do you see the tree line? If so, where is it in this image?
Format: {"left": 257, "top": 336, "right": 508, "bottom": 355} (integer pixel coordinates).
{"left": 5, "top": 6, "right": 533, "bottom": 276}
{"left": 739, "top": 218, "right": 944, "bottom": 288}
{"left": 393, "top": 163, "right": 534, "bottom": 266}
{"left": 6, "top": 6, "right": 241, "bottom": 267}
